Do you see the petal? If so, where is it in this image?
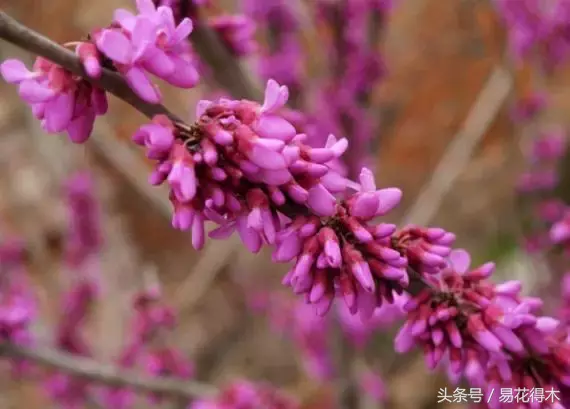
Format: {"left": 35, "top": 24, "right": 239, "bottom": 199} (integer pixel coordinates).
{"left": 142, "top": 48, "right": 175, "bottom": 77}
{"left": 113, "top": 9, "right": 137, "bottom": 30}
{"left": 195, "top": 100, "right": 212, "bottom": 118}
{"left": 18, "top": 79, "right": 56, "bottom": 103}
{"left": 164, "top": 55, "right": 199, "bottom": 88}
{"left": 307, "top": 184, "right": 336, "bottom": 216}
{"left": 96, "top": 30, "right": 133, "bottom": 64}
{"left": 254, "top": 114, "right": 296, "bottom": 141}
{"left": 359, "top": 168, "right": 377, "bottom": 191}
{"left": 448, "top": 249, "right": 471, "bottom": 274}
{"left": 136, "top": 0, "right": 156, "bottom": 14}
{"left": 248, "top": 144, "right": 287, "bottom": 170}
{"left": 173, "top": 18, "right": 194, "bottom": 44}
{"left": 260, "top": 79, "right": 289, "bottom": 113}
{"left": 375, "top": 188, "right": 402, "bottom": 215}
{"left": 132, "top": 17, "right": 157, "bottom": 59}
{"left": 0, "top": 59, "right": 33, "bottom": 83}
{"left": 66, "top": 109, "right": 95, "bottom": 143}
{"left": 90, "top": 87, "right": 108, "bottom": 115}
{"left": 157, "top": 6, "right": 177, "bottom": 37}
{"left": 191, "top": 214, "right": 205, "bottom": 250}
{"left": 208, "top": 222, "right": 236, "bottom": 239}
{"left": 350, "top": 193, "right": 380, "bottom": 219}
{"left": 44, "top": 92, "right": 74, "bottom": 132}
{"left": 124, "top": 67, "right": 161, "bottom": 103}
{"left": 320, "top": 172, "right": 348, "bottom": 193}
{"left": 236, "top": 216, "right": 262, "bottom": 253}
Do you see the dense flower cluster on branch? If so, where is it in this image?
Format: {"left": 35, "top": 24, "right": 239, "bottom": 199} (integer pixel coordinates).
{"left": 1, "top": 0, "right": 570, "bottom": 408}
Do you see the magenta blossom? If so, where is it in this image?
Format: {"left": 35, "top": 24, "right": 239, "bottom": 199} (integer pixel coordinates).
{"left": 209, "top": 15, "right": 257, "bottom": 57}
{"left": 0, "top": 57, "right": 108, "bottom": 143}
{"left": 190, "top": 380, "right": 298, "bottom": 409}
{"left": 94, "top": 0, "right": 199, "bottom": 103}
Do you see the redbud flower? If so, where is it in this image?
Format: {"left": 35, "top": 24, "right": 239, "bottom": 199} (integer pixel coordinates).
{"left": 279, "top": 168, "right": 407, "bottom": 318}
{"left": 94, "top": 0, "right": 199, "bottom": 103}
{"left": 0, "top": 244, "right": 35, "bottom": 347}
{"left": 510, "top": 92, "right": 548, "bottom": 122}
{"left": 64, "top": 173, "right": 103, "bottom": 268}
{"left": 0, "top": 57, "right": 108, "bottom": 143}
{"left": 529, "top": 129, "right": 567, "bottom": 163}
{"left": 395, "top": 249, "right": 520, "bottom": 374}
{"left": 190, "top": 380, "right": 298, "bottom": 409}
{"left": 135, "top": 79, "right": 348, "bottom": 253}
{"left": 481, "top": 309, "right": 570, "bottom": 409}
{"left": 516, "top": 170, "right": 559, "bottom": 193}
{"left": 47, "top": 278, "right": 98, "bottom": 409}
{"left": 550, "top": 210, "right": 570, "bottom": 245}
{"left": 359, "top": 369, "right": 387, "bottom": 403}
{"left": 336, "top": 292, "right": 407, "bottom": 349}
{"left": 392, "top": 225, "right": 455, "bottom": 276}
{"left": 209, "top": 15, "right": 257, "bottom": 57}
{"left": 75, "top": 41, "right": 103, "bottom": 79}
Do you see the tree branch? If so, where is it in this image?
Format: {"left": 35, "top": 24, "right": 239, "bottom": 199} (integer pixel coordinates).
{"left": 0, "top": 341, "right": 218, "bottom": 398}
{"left": 0, "top": 11, "right": 179, "bottom": 122}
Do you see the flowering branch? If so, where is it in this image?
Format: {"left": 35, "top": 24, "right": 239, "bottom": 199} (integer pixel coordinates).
{"left": 1, "top": 2, "right": 570, "bottom": 408}
{"left": 0, "top": 10, "right": 177, "bottom": 121}
{"left": 0, "top": 341, "right": 218, "bottom": 398}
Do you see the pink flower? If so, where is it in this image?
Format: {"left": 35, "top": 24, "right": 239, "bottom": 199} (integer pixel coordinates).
{"left": 336, "top": 292, "right": 407, "bottom": 349}
{"left": 190, "top": 380, "right": 298, "bottom": 409}
{"left": 392, "top": 225, "right": 455, "bottom": 276}
{"left": 0, "top": 57, "right": 107, "bottom": 143}
{"left": 395, "top": 250, "right": 518, "bottom": 374}
{"left": 359, "top": 369, "right": 387, "bottom": 402}
{"left": 64, "top": 173, "right": 103, "bottom": 268}
{"left": 209, "top": 15, "right": 257, "bottom": 57}
{"left": 279, "top": 168, "right": 407, "bottom": 317}
{"left": 94, "top": 0, "right": 198, "bottom": 103}
{"left": 134, "top": 79, "right": 348, "bottom": 252}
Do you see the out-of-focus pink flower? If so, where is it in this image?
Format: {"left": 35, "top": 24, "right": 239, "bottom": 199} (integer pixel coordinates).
{"left": 336, "top": 292, "right": 408, "bottom": 349}
{"left": 209, "top": 15, "right": 257, "bottom": 57}
{"left": 190, "top": 380, "right": 298, "bottom": 409}
{"left": 358, "top": 369, "right": 387, "bottom": 403}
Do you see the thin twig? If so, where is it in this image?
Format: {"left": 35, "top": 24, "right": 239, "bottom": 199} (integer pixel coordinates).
{"left": 0, "top": 11, "right": 178, "bottom": 121}
{"left": 402, "top": 66, "right": 513, "bottom": 226}
{"left": 0, "top": 342, "right": 218, "bottom": 398}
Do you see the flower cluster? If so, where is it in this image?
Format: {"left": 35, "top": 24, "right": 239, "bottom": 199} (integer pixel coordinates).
{"left": 0, "top": 57, "right": 108, "bottom": 143}
{"left": 396, "top": 249, "right": 570, "bottom": 408}
{"left": 242, "top": 0, "right": 304, "bottom": 101}
{"left": 307, "top": 0, "right": 390, "bottom": 178}
{"left": 493, "top": 0, "right": 570, "bottom": 70}
{"left": 134, "top": 79, "right": 348, "bottom": 250}
{"left": 101, "top": 284, "right": 194, "bottom": 407}
{"left": 45, "top": 174, "right": 101, "bottom": 409}
{"left": 93, "top": 0, "right": 199, "bottom": 103}
{"left": 4, "top": 0, "right": 570, "bottom": 407}
{"left": 190, "top": 380, "right": 299, "bottom": 409}
{"left": 0, "top": 0, "right": 202, "bottom": 143}
{"left": 208, "top": 15, "right": 257, "bottom": 57}
{"left": 0, "top": 238, "right": 35, "bottom": 367}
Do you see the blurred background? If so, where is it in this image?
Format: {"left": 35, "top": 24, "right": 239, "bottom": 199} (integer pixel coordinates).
{"left": 0, "top": 0, "right": 566, "bottom": 408}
